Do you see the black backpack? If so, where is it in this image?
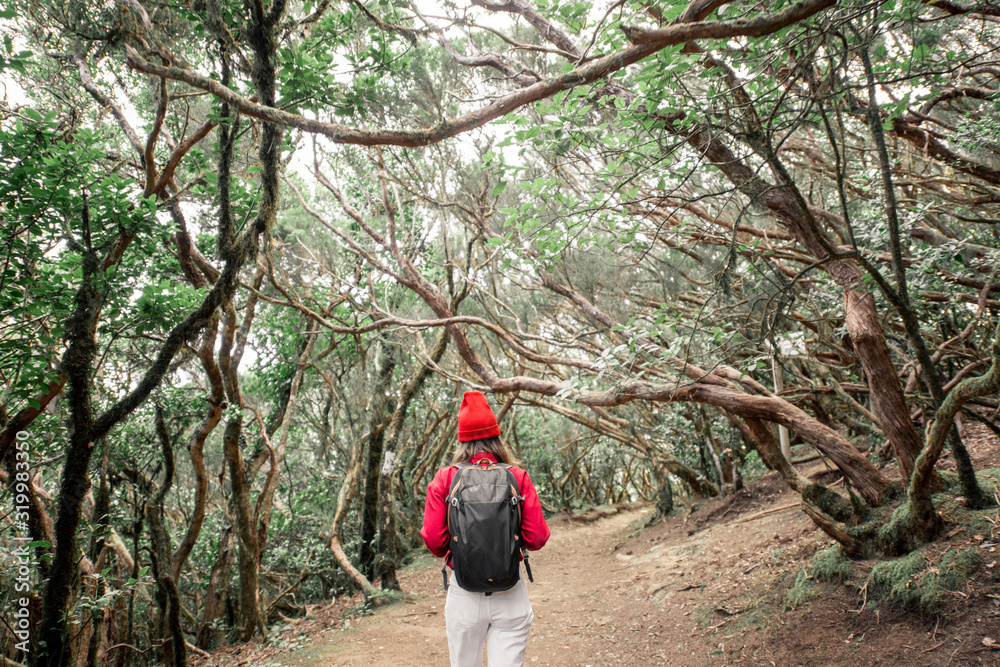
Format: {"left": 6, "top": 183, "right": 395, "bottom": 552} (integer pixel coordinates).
{"left": 443, "top": 461, "right": 534, "bottom": 593}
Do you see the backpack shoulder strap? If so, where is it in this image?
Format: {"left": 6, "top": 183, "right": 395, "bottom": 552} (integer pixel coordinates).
{"left": 447, "top": 463, "right": 474, "bottom": 501}
{"left": 498, "top": 463, "right": 522, "bottom": 496}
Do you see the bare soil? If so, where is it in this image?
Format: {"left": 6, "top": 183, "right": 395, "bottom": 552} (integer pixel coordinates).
{"left": 194, "top": 422, "right": 1000, "bottom": 666}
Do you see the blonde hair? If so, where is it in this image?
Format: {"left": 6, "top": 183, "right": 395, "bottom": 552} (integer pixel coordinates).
{"left": 452, "top": 436, "right": 522, "bottom": 467}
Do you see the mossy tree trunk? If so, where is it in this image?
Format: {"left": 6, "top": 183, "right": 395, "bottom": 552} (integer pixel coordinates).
{"left": 908, "top": 320, "right": 1000, "bottom": 542}
{"left": 652, "top": 464, "right": 674, "bottom": 517}
{"left": 359, "top": 342, "right": 397, "bottom": 581}
{"left": 147, "top": 407, "right": 185, "bottom": 667}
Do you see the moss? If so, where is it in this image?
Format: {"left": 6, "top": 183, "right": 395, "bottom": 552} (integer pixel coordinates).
{"left": 841, "top": 500, "right": 914, "bottom": 556}
{"left": 949, "top": 499, "right": 1000, "bottom": 538}
{"left": 868, "top": 551, "right": 925, "bottom": 611}
{"left": 923, "top": 469, "right": 1000, "bottom": 536}
{"left": 809, "top": 545, "right": 855, "bottom": 583}
{"left": 876, "top": 503, "right": 915, "bottom": 547}
{"left": 729, "top": 607, "right": 768, "bottom": 632}
{"left": 846, "top": 485, "right": 870, "bottom": 523}
{"left": 840, "top": 471, "right": 999, "bottom": 557}
{"left": 796, "top": 470, "right": 997, "bottom": 613}
{"left": 976, "top": 468, "right": 1000, "bottom": 488}
{"left": 784, "top": 570, "right": 820, "bottom": 610}
{"left": 936, "top": 549, "right": 982, "bottom": 590}
{"left": 846, "top": 519, "right": 880, "bottom": 545}
{"left": 936, "top": 470, "right": 961, "bottom": 492}
{"left": 868, "top": 548, "right": 980, "bottom": 614}
{"left": 802, "top": 484, "right": 854, "bottom": 523}
{"left": 882, "top": 479, "right": 905, "bottom": 501}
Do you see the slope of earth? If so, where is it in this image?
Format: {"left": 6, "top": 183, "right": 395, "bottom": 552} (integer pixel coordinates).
{"left": 193, "top": 423, "right": 1000, "bottom": 666}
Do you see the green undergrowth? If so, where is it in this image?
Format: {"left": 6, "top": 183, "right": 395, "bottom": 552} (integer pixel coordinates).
{"left": 783, "top": 469, "right": 1000, "bottom": 615}
{"left": 784, "top": 570, "right": 821, "bottom": 610}
{"left": 841, "top": 470, "right": 1000, "bottom": 555}
{"left": 802, "top": 483, "right": 857, "bottom": 523}
{"left": 690, "top": 606, "right": 715, "bottom": 630}
{"left": 810, "top": 544, "right": 855, "bottom": 583}
{"left": 265, "top": 621, "right": 310, "bottom": 651}
{"left": 348, "top": 589, "right": 404, "bottom": 615}
{"left": 688, "top": 577, "right": 772, "bottom": 633}
{"left": 784, "top": 545, "right": 855, "bottom": 610}
{"left": 784, "top": 542, "right": 981, "bottom": 615}
{"left": 866, "top": 547, "right": 980, "bottom": 614}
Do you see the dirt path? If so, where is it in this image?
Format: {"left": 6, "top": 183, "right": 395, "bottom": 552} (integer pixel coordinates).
{"left": 196, "top": 470, "right": 1000, "bottom": 666}
{"left": 236, "top": 487, "right": 818, "bottom": 667}
{"left": 272, "top": 507, "right": 655, "bottom": 666}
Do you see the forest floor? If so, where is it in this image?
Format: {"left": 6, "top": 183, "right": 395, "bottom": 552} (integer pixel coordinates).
{"left": 194, "top": 423, "right": 1000, "bottom": 666}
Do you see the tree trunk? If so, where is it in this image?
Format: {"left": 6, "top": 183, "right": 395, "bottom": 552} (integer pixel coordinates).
{"left": 171, "top": 318, "right": 224, "bottom": 583}
{"left": 359, "top": 343, "right": 397, "bottom": 581}
{"left": 771, "top": 356, "right": 791, "bottom": 462}
{"left": 85, "top": 439, "right": 111, "bottom": 667}
{"left": 680, "top": 122, "right": 924, "bottom": 483}
{"left": 706, "top": 436, "right": 727, "bottom": 498}
{"left": 37, "top": 232, "right": 101, "bottom": 667}
{"left": 858, "top": 43, "right": 984, "bottom": 506}
{"left": 653, "top": 464, "right": 674, "bottom": 517}
{"left": 377, "top": 328, "right": 451, "bottom": 590}
{"left": 223, "top": 418, "right": 262, "bottom": 642}
{"left": 737, "top": 416, "right": 813, "bottom": 494}
{"left": 216, "top": 288, "right": 259, "bottom": 643}
{"left": 328, "top": 425, "right": 378, "bottom": 596}
{"left": 909, "top": 321, "right": 1000, "bottom": 541}
{"left": 147, "top": 407, "right": 185, "bottom": 667}
{"left": 196, "top": 525, "right": 235, "bottom": 649}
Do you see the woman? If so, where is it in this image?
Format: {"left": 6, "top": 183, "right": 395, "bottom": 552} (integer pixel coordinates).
{"left": 421, "top": 391, "right": 550, "bottom": 667}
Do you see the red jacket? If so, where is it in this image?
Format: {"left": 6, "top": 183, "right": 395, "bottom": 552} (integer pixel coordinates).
{"left": 420, "top": 452, "right": 550, "bottom": 561}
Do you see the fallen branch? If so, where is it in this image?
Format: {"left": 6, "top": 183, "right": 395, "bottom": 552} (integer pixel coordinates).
{"left": 923, "top": 641, "right": 948, "bottom": 653}
{"left": 265, "top": 551, "right": 313, "bottom": 615}
{"left": 723, "top": 502, "right": 801, "bottom": 526}
{"left": 184, "top": 642, "right": 210, "bottom": 658}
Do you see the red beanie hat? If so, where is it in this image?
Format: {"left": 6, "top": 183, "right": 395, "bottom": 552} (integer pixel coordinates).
{"left": 458, "top": 391, "right": 500, "bottom": 442}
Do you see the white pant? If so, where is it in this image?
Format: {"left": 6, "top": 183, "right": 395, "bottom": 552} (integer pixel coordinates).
{"left": 444, "top": 572, "right": 533, "bottom": 667}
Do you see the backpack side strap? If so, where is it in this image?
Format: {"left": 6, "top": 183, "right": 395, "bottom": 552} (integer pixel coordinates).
{"left": 501, "top": 465, "right": 534, "bottom": 583}
{"left": 442, "top": 463, "right": 472, "bottom": 590}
